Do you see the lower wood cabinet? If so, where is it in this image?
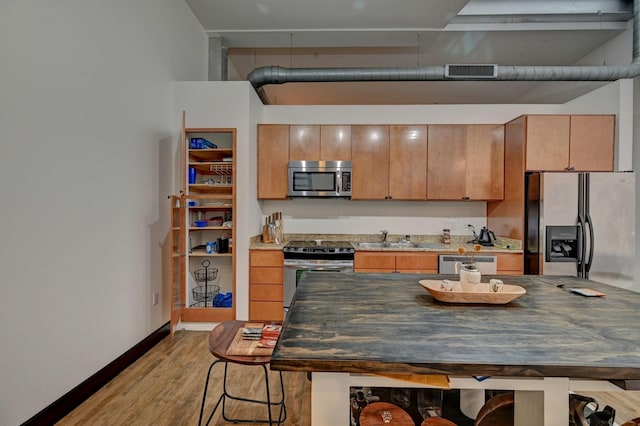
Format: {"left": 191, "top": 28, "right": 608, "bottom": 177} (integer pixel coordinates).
{"left": 249, "top": 250, "right": 284, "bottom": 321}
{"left": 355, "top": 252, "right": 438, "bottom": 274}
{"left": 356, "top": 251, "right": 523, "bottom": 275}
{"left": 354, "top": 252, "right": 396, "bottom": 273}
{"left": 495, "top": 253, "right": 524, "bottom": 275}
{"left": 395, "top": 253, "right": 438, "bottom": 273}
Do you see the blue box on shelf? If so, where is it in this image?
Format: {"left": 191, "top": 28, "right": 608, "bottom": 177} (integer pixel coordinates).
{"left": 190, "top": 137, "right": 217, "bottom": 149}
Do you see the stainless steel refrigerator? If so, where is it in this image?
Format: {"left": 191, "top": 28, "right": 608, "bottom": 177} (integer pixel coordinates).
{"left": 525, "top": 172, "right": 636, "bottom": 291}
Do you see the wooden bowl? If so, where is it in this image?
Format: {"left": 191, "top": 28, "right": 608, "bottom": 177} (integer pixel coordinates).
{"left": 419, "top": 280, "right": 526, "bottom": 304}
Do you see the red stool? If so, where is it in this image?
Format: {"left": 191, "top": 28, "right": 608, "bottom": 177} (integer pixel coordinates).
{"left": 198, "top": 321, "right": 286, "bottom": 425}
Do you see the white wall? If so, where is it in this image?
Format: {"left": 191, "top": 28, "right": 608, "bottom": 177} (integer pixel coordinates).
{"left": 0, "top": 1, "right": 207, "bottom": 424}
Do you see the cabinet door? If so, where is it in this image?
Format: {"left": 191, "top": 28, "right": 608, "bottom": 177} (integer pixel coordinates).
{"left": 351, "top": 125, "right": 390, "bottom": 200}
{"left": 395, "top": 253, "right": 438, "bottom": 273}
{"left": 496, "top": 253, "right": 524, "bottom": 275}
{"left": 354, "top": 252, "right": 395, "bottom": 272}
{"left": 389, "top": 125, "right": 427, "bottom": 200}
{"left": 525, "top": 115, "right": 570, "bottom": 171}
{"left": 258, "top": 125, "right": 289, "bottom": 199}
{"left": 169, "top": 196, "right": 186, "bottom": 336}
{"left": 320, "top": 125, "right": 351, "bottom": 160}
{"left": 289, "top": 125, "right": 320, "bottom": 160}
{"left": 466, "top": 124, "right": 505, "bottom": 200}
{"left": 487, "top": 116, "right": 526, "bottom": 241}
{"left": 427, "top": 125, "right": 466, "bottom": 200}
{"left": 569, "top": 115, "right": 614, "bottom": 171}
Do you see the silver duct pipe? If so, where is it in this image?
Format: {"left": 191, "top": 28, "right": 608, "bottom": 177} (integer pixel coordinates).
{"left": 247, "top": 0, "right": 639, "bottom": 103}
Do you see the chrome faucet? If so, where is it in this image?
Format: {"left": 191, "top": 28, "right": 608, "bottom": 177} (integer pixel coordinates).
{"left": 467, "top": 224, "right": 478, "bottom": 243}
{"left": 380, "top": 230, "right": 388, "bottom": 242}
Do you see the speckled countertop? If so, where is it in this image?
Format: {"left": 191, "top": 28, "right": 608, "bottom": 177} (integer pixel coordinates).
{"left": 249, "top": 233, "right": 522, "bottom": 253}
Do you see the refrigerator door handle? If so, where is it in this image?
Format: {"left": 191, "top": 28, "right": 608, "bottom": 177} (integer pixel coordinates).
{"left": 577, "top": 214, "right": 587, "bottom": 278}
{"left": 584, "top": 213, "right": 594, "bottom": 275}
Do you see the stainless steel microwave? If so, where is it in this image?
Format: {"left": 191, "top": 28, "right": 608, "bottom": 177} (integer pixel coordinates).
{"left": 287, "top": 160, "right": 352, "bottom": 198}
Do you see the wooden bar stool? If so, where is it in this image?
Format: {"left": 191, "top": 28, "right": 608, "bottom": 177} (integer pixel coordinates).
{"left": 359, "top": 402, "right": 414, "bottom": 426}
{"left": 198, "top": 321, "right": 286, "bottom": 426}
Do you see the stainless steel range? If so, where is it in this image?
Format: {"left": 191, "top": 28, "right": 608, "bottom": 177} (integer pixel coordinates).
{"left": 283, "top": 240, "right": 355, "bottom": 309}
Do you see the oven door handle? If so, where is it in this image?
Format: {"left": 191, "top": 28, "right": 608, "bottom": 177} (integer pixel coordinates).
{"left": 300, "top": 267, "right": 347, "bottom": 272}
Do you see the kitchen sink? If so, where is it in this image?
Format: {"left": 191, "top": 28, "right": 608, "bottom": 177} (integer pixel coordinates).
{"left": 355, "top": 241, "right": 446, "bottom": 249}
{"left": 356, "top": 241, "right": 443, "bottom": 249}
{"left": 413, "top": 242, "right": 446, "bottom": 249}
{"left": 356, "top": 242, "right": 412, "bottom": 249}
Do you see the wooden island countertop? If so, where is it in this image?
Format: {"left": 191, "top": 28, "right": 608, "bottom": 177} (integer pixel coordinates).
{"left": 271, "top": 272, "right": 640, "bottom": 380}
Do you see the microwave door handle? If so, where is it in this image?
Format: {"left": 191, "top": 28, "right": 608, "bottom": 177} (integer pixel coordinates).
{"left": 336, "top": 172, "right": 341, "bottom": 194}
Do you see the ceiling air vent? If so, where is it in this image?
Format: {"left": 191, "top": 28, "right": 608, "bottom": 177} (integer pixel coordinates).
{"left": 445, "top": 64, "right": 498, "bottom": 79}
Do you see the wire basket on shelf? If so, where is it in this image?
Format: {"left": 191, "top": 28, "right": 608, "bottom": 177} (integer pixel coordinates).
{"left": 192, "top": 284, "right": 220, "bottom": 303}
{"left": 191, "top": 260, "right": 220, "bottom": 307}
{"left": 193, "top": 266, "right": 218, "bottom": 282}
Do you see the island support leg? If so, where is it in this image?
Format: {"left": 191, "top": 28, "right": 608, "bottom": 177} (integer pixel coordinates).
{"left": 544, "top": 377, "right": 570, "bottom": 425}
{"left": 311, "top": 372, "right": 350, "bottom": 426}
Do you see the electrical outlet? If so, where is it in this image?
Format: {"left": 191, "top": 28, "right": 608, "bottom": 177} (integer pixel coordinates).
{"left": 152, "top": 292, "right": 159, "bottom": 306}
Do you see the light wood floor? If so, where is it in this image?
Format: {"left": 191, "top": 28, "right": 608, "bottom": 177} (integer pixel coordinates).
{"left": 57, "top": 330, "right": 640, "bottom": 425}
{"left": 57, "top": 331, "right": 311, "bottom": 425}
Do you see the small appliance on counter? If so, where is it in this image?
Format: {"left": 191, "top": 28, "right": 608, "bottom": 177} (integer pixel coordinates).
{"left": 477, "top": 226, "right": 497, "bottom": 246}
{"left": 466, "top": 225, "right": 497, "bottom": 246}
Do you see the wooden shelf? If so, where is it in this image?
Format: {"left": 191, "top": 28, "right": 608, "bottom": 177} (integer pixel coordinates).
{"left": 189, "top": 226, "right": 232, "bottom": 231}
{"left": 189, "top": 184, "right": 233, "bottom": 194}
{"left": 181, "top": 306, "right": 234, "bottom": 322}
{"left": 189, "top": 162, "right": 233, "bottom": 175}
{"left": 188, "top": 149, "right": 233, "bottom": 163}
{"left": 189, "top": 252, "right": 233, "bottom": 257}
{"left": 189, "top": 204, "right": 232, "bottom": 209}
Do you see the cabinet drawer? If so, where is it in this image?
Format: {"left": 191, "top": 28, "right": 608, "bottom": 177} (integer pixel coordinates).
{"left": 250, "top": 301, "right": 284, "bottom": 321}
{"left": 395, "top": 254, "right": 438, "bottom": 270}
{"left": 250, "top": 284, "right": 283, "bottom": 301}
{"left": 250, "top": 267, "right": 283, "bottom": 284}
{"left": 355, "top": 252, "right": 395, "bottom": 269}
{"left": 250, "top": 250, "right": 284, "bottom": 266}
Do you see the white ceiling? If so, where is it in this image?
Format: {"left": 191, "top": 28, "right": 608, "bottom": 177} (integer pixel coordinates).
{"left": 185, "top": 0, "right": 634, "bottom": 105}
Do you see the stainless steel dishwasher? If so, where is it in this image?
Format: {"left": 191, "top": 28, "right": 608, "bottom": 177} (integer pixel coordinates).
{"left": 438, "top": 254, "right": 497, "bottom": 274}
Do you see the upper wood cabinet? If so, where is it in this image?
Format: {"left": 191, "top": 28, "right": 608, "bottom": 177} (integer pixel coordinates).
{"left": 487, "top": 115, "right": 526, "bottom": 242}
{"left": 351, "top": 125, "right": 390, "bottom": 199}
{"left": 466, "top": 124, "right": 505, "bottom": 200}
{"left": 289, "top": 125, "right": 352, "bottom": 161}
{"left": 321, "top": 125, "right": 351, "bottom": 160}
{"left": 289, "top": 125, "right": 320, "bottom": 160}
{"left": 427, "top": 124, "right": 505, "bottom": 201}
{"left": 524, "top": 115, "right": 614, "bottom": 171}
{"left": 389, "top": 125, "right": 428, "bottom": 200}
{"left": 258, "top": 125, "right": 289, "bottom": 199}
{"left": 569, "top": 115, "right": 615, "bottom": 171}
